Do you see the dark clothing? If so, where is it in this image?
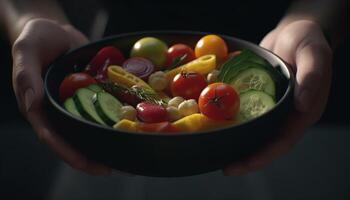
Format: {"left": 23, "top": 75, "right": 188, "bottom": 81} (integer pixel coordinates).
{"left": 63, "top": 1, "right": 290, "bottom": 43}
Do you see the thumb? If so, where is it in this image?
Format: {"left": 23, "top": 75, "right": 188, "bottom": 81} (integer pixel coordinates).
{"left": 12, "top": 19, "right": 72, "bottom": 114}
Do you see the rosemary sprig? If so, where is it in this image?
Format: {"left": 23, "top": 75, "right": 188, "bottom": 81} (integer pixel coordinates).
{"left": 102, "top": 81, "right": 167, "bottom": 106}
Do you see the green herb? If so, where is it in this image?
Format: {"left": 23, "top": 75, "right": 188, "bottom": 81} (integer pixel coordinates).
{"left": 166, "top": 54, "right": 188, "bottom": 71}
{"left": 102, "top": 81, "right": 167, "bottom": 106}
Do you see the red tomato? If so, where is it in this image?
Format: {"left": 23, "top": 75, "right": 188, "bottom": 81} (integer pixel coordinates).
{"left": 136, "top": 102, "right": 169, "bottom": 123}
{"left": 227, "top": 51, "right": 242, "bottom": 59}
{"left": 166, "top": 44, "right": 196, "bottom": 66}
{"left": 85, "top": 46, "right": 125, "bottom": 80}
{"left": 59, "top": 72, "right": 96, "bottom": 101}
{"left": 139, "top": 122, "right": 179, "bottom": 133}
{"left": 171, "top": 72, "right": 207, "bottom": 100}
{"left": 198, "top": 83, "right": 240, "bottom": 120}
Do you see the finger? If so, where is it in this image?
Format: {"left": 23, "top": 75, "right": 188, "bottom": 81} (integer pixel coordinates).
{"left": 259, "top": 29, "right": 278, "bottom": 50}
{"left": 62, "top": 24, "right": 89, "bottom": 48}
{"left": 27, "top": 108, "right": 111, "bottom": 176}
{"left": 12, "top": 20, "right": 110, "bottom": 176}
{"left": 223, "top": 110, "right": 308, "bottom": 176}
{"left": 294, "top": 41, "right": 332, "bottom": 113}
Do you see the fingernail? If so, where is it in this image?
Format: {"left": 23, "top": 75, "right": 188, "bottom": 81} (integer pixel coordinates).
{"left": 24, "top": 88, "right": 34, "bottom": 112}
{"left": 297, "top": 89, "right": 313, "bottom": 112}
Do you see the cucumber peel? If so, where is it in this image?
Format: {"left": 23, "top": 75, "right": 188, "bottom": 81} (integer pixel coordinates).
{"left": 93, "top": 92, "right": 122, "bottom": 126}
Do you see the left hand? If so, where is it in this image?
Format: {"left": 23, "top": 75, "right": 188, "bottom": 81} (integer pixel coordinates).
{"left": 223, "top": 20, "right": 333, "bottom": 175}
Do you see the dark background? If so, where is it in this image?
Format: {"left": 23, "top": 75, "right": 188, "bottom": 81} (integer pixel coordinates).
{"left": 1, "top": 1, "right": 350, "bottom": 200}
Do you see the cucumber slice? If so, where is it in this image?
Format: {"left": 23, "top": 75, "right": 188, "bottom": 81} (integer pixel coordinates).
{"left": 73, "top": 88, "right": 106, "bottom": 125}
{"left": 231, "top": 68, "right": 276, "bottom": 97}
{"left": 239, "top": 90, "right": 276, "bottom": 120}
{"left": 63, "top": 97, "right": 82, "bottom": 118}
{"left": 87, "top": 84, "right": 104, "bottom": 93}
{"left": 93, "top": 92, "right": 122, "bottom": 126}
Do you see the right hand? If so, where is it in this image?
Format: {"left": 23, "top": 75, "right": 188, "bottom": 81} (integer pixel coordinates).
{"left": 12, "top": 18, "right": 111, "bottom": 175}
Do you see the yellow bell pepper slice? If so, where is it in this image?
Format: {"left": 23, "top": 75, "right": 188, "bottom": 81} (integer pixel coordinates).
{"left": 113, "top": 119, "right": 139, "bottom": 132}
{"left": 107, "top": 65, "right": 170, "bottom": 101}
{"left": 165, "top": 54, "right": 216, "bottom": 82}
{"left": 107, "top": 65, "right": 153, "bottom": 91}
{"left": 172, "top": 113, "right": 237, "bottom": 132}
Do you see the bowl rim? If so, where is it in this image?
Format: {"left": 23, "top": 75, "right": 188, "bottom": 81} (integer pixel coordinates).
{"left": 44, "top": 30, "right": 295, "bottom": 137}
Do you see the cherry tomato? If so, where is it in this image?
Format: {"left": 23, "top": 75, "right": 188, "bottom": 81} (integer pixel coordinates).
{"left": 198, "top": 83, "right": 239, "bottom": 120}
{"left": 195, "top": 35, "right": 228, "bottom": 61}
{"left": 166, "top": 44, "right": 196, "bottom": 66}
{"left": 227, "top": 51, "right": 242, "bottom": 59}
{"left": 171, "top": 72, "right": 207, "bottom": 100}
{"left": 85, "top": 46, "right": 125, "bottom": 77}
{"left": 59, "top": 72, "right": 96, "bottom": 101}
{"left": 130, "top": 37, "right": 168, "bottom": 68}
{"left": 136, "top": 102, "right": 169, "bottom": 123}
{"left": 139, "top": 122, "right": 179, "bottom": 133}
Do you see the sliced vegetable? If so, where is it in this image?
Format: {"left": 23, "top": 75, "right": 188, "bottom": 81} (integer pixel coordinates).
{"left": 113, "top": 119, "right": 139, "bottom": 132}
{"left": 218, "top": 49, "right": 269, "bottom": 82}
{"left": 63, "top": 97, "right": 82, "bottom": 118}
{"left": 230, "top": 68, "right": 276, "bottom": 97}
{"left": 122, "top": 57, "right": 155, "bottom": 81}
{"left": 172, "top": 113, "right": 236, "bottom": 132}
{"left": 171, "top": 72, "right": 207, "bottom": 100}
{"left": 73, "top": 88, "right": 106, "bottom": 125}
{"left": 239, "top": 90, "right": 276, "bottom": 120}
{"left": 165, "top": 54, "right": 216, "bottom": 82}
{"left": 87, "top": 84, "right": 104, "bottom": 93}
{"left": 130, "top": 37, "right": 168, "bottom": 67}
{"left": 107, "top": 65, "right": 153, "bottom": 91}
{"left": 59, "top": 72, "right": 97, "bottom": 102}
{"left": 198, "top": 83, "right": 240, "bottom": 120}
{"left": 93, "top": 92, "right": 123, "bottom": 125}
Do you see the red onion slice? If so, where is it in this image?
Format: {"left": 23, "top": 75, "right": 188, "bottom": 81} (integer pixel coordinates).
{"left": 122, "top": 57, "right": 155, "bottom": 81}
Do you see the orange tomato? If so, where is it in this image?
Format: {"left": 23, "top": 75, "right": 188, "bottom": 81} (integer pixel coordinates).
{"left": 195, "top": 35, "right": 228, "bottom": 62}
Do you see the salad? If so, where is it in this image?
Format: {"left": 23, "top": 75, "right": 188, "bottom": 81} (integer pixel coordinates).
{"left": 59, "top": 34, "right": 284, "bottom": 133}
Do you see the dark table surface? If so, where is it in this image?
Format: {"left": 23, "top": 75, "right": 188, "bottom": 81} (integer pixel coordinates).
{"left": 1, "top": 118, "right": 349, "bottom": 200}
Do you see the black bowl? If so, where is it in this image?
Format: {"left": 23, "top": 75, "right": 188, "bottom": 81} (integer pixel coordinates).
{"left": 44, "top": 31, "right": 294, "bottom": 177}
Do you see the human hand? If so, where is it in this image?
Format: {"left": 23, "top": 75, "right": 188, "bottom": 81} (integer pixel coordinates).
{"left": 224, "top": 20, "right": 332, "bottom": 175}
{"left": 12, "top": 18, "right": 111, "bottom": 175}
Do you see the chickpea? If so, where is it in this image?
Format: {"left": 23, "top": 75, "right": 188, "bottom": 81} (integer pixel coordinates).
{"left": 178, "top": 99, "right": 199, "bottom": 116}
{"left": 168, "top": 96, "right": 185, "bottom": 108}
{"left": 148, "top": 71, "right": 168, "bottom": 91}
{"left": 207, "top": 69, "right": 220, "bottom": 84}
{"left": 166, "top": 106, "right": 182, "bottom": 122}
{"left": 120, "top": 105, "right": 137, "bottom": 121}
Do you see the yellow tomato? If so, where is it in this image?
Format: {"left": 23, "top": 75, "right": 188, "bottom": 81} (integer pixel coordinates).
{"left": 195, "top": 35, "right": 228, "bottom": 62}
